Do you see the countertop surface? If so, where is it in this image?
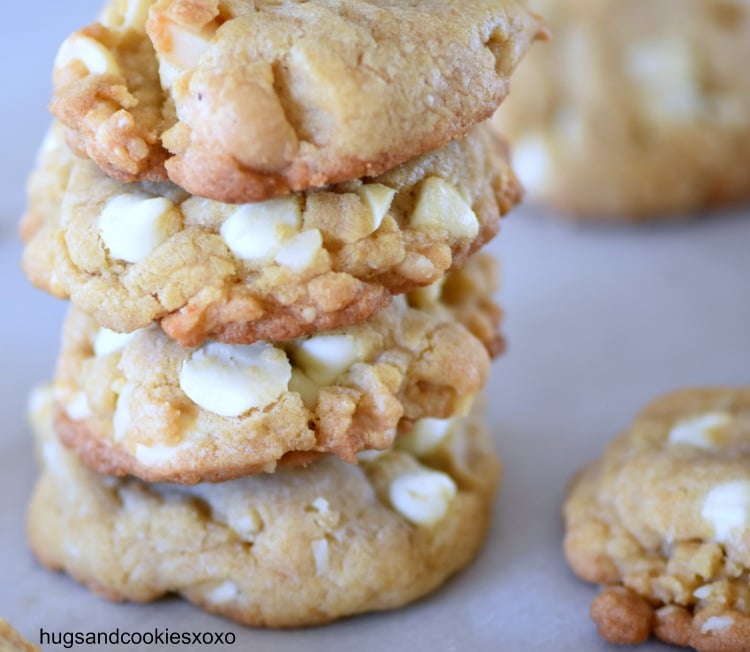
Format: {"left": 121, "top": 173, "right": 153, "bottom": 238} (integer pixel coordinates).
{"left": 1, "top": 2, "right": 748, "bottom": 650}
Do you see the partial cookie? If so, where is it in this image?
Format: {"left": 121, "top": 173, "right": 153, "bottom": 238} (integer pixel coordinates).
{"left": 27, "top": 385, "right": 500, "bottom": 628}
{"left": 564, "top": 388, "right": 750, "bottom": 651}
{"left": 52, "top": 262, "right": 498, "bottom": 484}
{"left": 50, "top": 0, "right": 545, "bottom": 202}
{"left": 22, "top": 123, "right": 518, "bottom": 347}
{"left": 493, "top": 0, "right": 750, "bottom": 219}
{"left": 0, "top": 619, "right": 39, "bottom": 652}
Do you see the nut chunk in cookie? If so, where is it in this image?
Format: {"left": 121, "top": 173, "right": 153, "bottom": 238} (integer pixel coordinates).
{"left": 27, "top": 386, "right": 500, "bottom": 627}
{"left": 52, "top": 264, "right": 498, "bottom": 484}
{"left": 51, "top": 0, "right": 546, "bottom": 201}
{"left": 564, "top": 388, "right": 750, "bottom": 652}
{"left": 21, "top": 123, "right": 519, "bottom": 347}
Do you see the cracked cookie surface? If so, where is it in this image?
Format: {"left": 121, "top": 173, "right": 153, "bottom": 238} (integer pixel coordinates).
{"left": 27, "top": 386, "right": 500, "bottom": 627}
{"left": 51, "top": 0, "right": 545, "bottom": 202}
{"left": 493, "top": 0, "right": 750, "bottom": 219}
{"left": 52, "top": 261, "right": 498, "bottom": 484}
{"left": 22, "top": 123, "right": 518, "bottom": 347}
{"left": 564, "top": 388, "right": 750, "bottom": 651}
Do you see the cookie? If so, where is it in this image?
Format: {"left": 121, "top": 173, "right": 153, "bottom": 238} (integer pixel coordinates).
{"left": 564, "top": 388, "right": 750, "bottom": 651}
{"left": 52, "top": 260, "right": 498, "bottom": 484}
{"left": 22, "top": 122, "right": 518, "bottom": 347}
{"left": 27, "top": 385, "right": 500, "bottom": 628}
{"left": 0, "top": 619, "right": 38, "bottom": 652}
{"left": 50, "top": 0, "right": 545, "bottom": 203}
{"left": 492, "top": 0, "right": 750, "bottom": 219}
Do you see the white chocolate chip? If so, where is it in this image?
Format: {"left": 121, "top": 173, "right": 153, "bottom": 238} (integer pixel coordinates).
{"left": 274, "top": 230, "right": 323, "bottom": 272}
{"left": 356, "top": 449, "right": 389, "bottom": 463}
{"left": 93, "top": 326, "right": 144, "bottom": 357}
{"left": 99, "top": 193, "right": 175, "bottom": 263}
{"left": 702, "top": 480, "right": 750, "bottom": 543}
{"left": 113, "top": 383, "right": 136, "bottom": 441}
{"left": 410, "top": 178, "right": 479, "bottom": 240}
{"left": 397, "top": 418, "right": 456, "bottom": 456}
{"left": 134, "top": 442, "right": 189, "bottom": 466}
{"left": 356, "top": 184, "right": 395, "bottom": 234}
{"left": 312, "top": 497, "right": 329, "bottom": 514}
{"left": 227, "top": 504, "right": 263, "bottom": 540}
{"left": 55, "top": 34, "right": 121, "bottom": 76}
{"left": 389, "top": 469, "right": 457, "bottom": 526}
{"left": 289, "top": 334, "right": 364, "bottom": 386}
{"left": 668, "top": 412, "right": 733, "bottom": 449}
{"left": 123, "top": 0, "right": 152, "bottom": 30}
{"left": 311, "top": 538, "right": 329, "bottom": 575}
{"left": 512, "top": 134, "right": 553, "bottom": 194}
{"left": 27, "top": 384, "right": 55, "bottom": 432}
{"left": 160, "top": 22, "right": 214, "bottom": 69}
{"left": 206, "top": 581, "right": 239, "bottom": 604}
{"left": 64, "top": 392, "right": 92, "bottom": 420}
{"left": 408, "top": 277, "right": 445, "bottom": 309}
{"left": 220, "top": 197, "right": 301, "bottom": 262}
{"left": 626, "top": 40, "right": 702, "bottom": 119}
{"left": 701, "top": 616, "right": 734, "bottom": 634}
{"left": 179, "top": 342, "right": 291, "bottom": 417}
{"left": 693, "top": 585, "right": 712, "bottom": 600}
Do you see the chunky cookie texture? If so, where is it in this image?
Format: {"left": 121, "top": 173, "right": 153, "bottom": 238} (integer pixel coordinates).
{"left": 564, "top": 388, "right": 750, "bottom": 651}
{"left": 27, "top": 386, "right": 500, "bottom": 627}
{"left": 52, "top": 260, "right": 499, "bottom": 484}
{"left": 50, "top": 0, "right": 544, "bottom": 202}
{"left": 493, "top": 0, "right": 750, "bottom": 219}
{"left": 22, "top": 123, "right": 519, "bottom": 347}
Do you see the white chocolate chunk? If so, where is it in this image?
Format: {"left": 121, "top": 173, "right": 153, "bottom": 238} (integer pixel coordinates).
{"left": 55, "top": 34, "right": 121, "bottom": 76}
{"left": 275, "top": 230, "right": 323, "bottom": 272}
{"left": 179, "top": 342, "right": 291, "bottom": 417}
{"left": 28, "top": 384, "right": 55, "bottom": 433}
{"left": 410, "top": 178, "right": 479, "bottom": 239}
{"left": 123, "top": 0, "right": 152, "bottom": 30}
{"left": 220, "top": 197, "right": 301, "bottom": 262}
{"left": 356, "top": 449, "right": 389, "bottom": 463}
{"left": 701, "top": 616, "right": 734, "bottom": 634}
{"left": 227, "top": 504, "right": 263, "bottom": 540}
{"left": 397, "top": 418, "right": 456, "bottom": 456}
{"left": 99, "top": 193, "right": 175, "bottom": 263}
{"left": 512, "top": 134, "right": 553, "bottom": 193}
{"left": 312, "top": 497, "right": 329, "bottom": 514}
{"left": 94, "top": 327, "right": 143, "bottom": 357}
{"left": 668, "top": 412, "right": 733, "bottom": 449}
{"left": 64, "top": 392, "right": 92, "bottom": 420}
{"left": 693, "top": 585, "right": 712, "bottom": 600}
{"left": 626, "top": 40, "right": 701, "bottom": 119}
{"left": 160, "top": 22, "right": 213, "bottom": 69}
{"left": 207, "top": 581, "right": 239, "bottom": 605}
{"left": 408, "top": 277, "right": 445, "bottom": 309}
{"left": 702, "top": 480, "right": 750, "bottom": 543}
{"left": 113, "top": 383, "right": 136, "bottom": 441}
{"left": 356, "top": 184, "right": 395, "bottom": 234}
{"left": 389, "top": 469, "right": 457, "bottom": 526}
{"left": 289, "top": 334, "right": 364, "bottom": 386}
{"left": 134, "top": 442, "right": 186, "bottom": 465}
{"left": 311, "top": 538, "right": 329, "bottom": 575}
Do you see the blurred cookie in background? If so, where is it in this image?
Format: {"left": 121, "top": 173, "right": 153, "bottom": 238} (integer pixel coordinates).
{"left": 493, "top": 0, "right": 750, "bottom": 220}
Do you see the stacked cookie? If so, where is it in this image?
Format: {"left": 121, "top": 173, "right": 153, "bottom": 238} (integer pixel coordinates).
{"left": 20, "top": 0, "right": 545, "bottom": 626}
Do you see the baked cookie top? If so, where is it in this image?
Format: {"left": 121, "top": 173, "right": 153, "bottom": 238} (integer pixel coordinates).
{"left": 27, "top": 386, "right": 500, "bottom": 627}
{"left": 50, "top": 0, "right": 545, "bottom": 202}
{"left": 493, "top": 0, "right": 750, "bottom": 219}
{"left": 22, "top": 123, "right": 518, "bottom": 347}
{"left": 564, "top": 388, "right": 750, "bottom": 651}
{"left": 52, "top": 260, "right": 498, "bottom": 484}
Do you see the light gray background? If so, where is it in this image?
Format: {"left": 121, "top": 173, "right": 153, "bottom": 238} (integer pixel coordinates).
{"left": 1, "top": 2, "right": 748, "bottom": 650}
